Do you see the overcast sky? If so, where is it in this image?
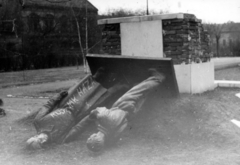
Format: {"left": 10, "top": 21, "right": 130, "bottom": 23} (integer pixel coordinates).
{"left": 89, "top": 0, "right": 240, "bottom": 23}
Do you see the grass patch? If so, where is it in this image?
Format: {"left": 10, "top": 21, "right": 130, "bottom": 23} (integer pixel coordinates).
{"left": 0, "top": 66, "right": 86, "bottom": 88}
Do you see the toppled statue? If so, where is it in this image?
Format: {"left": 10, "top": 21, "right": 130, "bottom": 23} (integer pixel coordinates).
{"left": 63, "top": 68, "right": 165, "bottom": 152}
{"left": 26, "top": 68, "right": 165, "bottom": 152}
{"left": 26, "top": 68, "right": 130, "bottom": 149}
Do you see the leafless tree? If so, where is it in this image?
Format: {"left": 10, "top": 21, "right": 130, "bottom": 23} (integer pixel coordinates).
{"left": 69, "top": 0, "right": 90, "bottom": 73}
{"left": 204, "top": 23, "right": 224, "bottom": 57}
{"left": 70, "top": 5, "right": 85, "bottom": 70}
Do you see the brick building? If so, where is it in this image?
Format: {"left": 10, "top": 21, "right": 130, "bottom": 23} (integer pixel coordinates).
{"left": 220, "top": 23, "right": 240, "bottom": 46}
{"left": 219, "top": 22, "right": 240, "bottom": 56}
{"left": 0, "top": 0, "right": 99, "bottom": 71}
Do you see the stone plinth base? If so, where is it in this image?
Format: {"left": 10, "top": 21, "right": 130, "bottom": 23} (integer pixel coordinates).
{"left": 174, "top": 62, "right": 214, "bottom": 94}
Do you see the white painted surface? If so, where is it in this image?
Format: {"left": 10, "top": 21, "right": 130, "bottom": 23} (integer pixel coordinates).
{"left": 191, "top": 62, "right": 215, "bottom": 93}
{"left": 231, "top": 119, "right": 240, "bottom": 128}
{"left": 174, "top": 62, "right": 215, "bottom": 94}
{"left": 211, "top": 57, "right": 240, "bottom": 70}
{"left": 173, "top": 64, "right": 191, "bottom": 93}
{"left": 120, "top": 21, "right": 163, "bottom": 58}
{"left": 98, "top": 13, "right": 185, "bottom": 25}
{"left": 215, "top": 80, "right": 240, "bottom": 88}
{"left": 235, "top": 93, "right": 240, "bottom": 98}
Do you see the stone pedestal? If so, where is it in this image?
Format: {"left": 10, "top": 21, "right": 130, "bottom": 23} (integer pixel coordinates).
{"left": 174, "top": 62, "right": 215, "bottom": 94}
{"left": 98, "top": 13, "right": 214, "bottom": 94}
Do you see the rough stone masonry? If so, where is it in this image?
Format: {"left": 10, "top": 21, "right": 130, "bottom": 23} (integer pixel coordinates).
{"left": 100, "top": 13, "right": 211, "bottom": 64}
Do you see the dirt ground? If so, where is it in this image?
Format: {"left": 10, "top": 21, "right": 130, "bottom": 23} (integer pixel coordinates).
{"left": 1, "top": 67, "right": 240, "bottom": 165}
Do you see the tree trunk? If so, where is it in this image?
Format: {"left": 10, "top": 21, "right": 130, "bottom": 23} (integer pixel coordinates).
{"left": 216, "top": 36, "right": 220, "bottom": 57}
{"left": 71, "top": 7, "right": 85, "bottom": 70}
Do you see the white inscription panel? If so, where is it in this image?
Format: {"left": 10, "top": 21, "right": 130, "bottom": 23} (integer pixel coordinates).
{"left": 121, "top": 20, "right": 163, "bottom": 58}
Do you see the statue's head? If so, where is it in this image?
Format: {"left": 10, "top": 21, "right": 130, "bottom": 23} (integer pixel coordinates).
{"left": 26, "top": 133, "right": 48, "bottom": 149}
{"left": 86, "top": 131, "right": 105, "bottom": 152}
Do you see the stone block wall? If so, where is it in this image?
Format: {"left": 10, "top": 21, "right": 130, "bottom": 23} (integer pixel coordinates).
{"left": 100, "top": 14, "right": 211, "bottom": 63}
{"left": 162, "top": 14, "right": 211, "bottom": 64}
{"left": 101, "top": 23, "right": 121, "bottom": 55}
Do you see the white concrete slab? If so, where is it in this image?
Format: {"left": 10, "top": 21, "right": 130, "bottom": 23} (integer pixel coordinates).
{"left": 215, "top": 80, "right": 240, "bottom": 88}
{"left": 121, "top": 20, "right": 163, "bottom": 58}
{"left": 211, "top": 57, "right": 240, "bottom": 70}
{"left": 174, "top": 62, "right": 215, "bottom": 94}
{"left": 235, "top": 93, "right": 240, "bottom": 98}
{"left": 98, "top": 13, "right": 185, "bottom": 25}
{"left": 231, "top": 119, "right": 240, "bottom": 128}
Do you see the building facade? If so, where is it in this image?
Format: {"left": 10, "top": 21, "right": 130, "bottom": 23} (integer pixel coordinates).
{"left": 219, "top": 23, "right": 240, "bottom": 56}
{"left": 0, "top": 0, "right": 99, "bottom": 71}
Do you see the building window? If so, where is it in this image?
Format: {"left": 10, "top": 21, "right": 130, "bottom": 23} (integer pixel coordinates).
{"left": 28, "top": 13, "right": 40, "bottom": 32}
{"left": 229, "top": 39, "right": 233, "bottom": 47}
{"left": 59, "top": 15, "right": 68, "bottom": 33}
{"left": 45, "top": 14, "right": 54, "bottom": 31}
{"left": 223, "top": 39, "right": 226, "bottom": 47}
